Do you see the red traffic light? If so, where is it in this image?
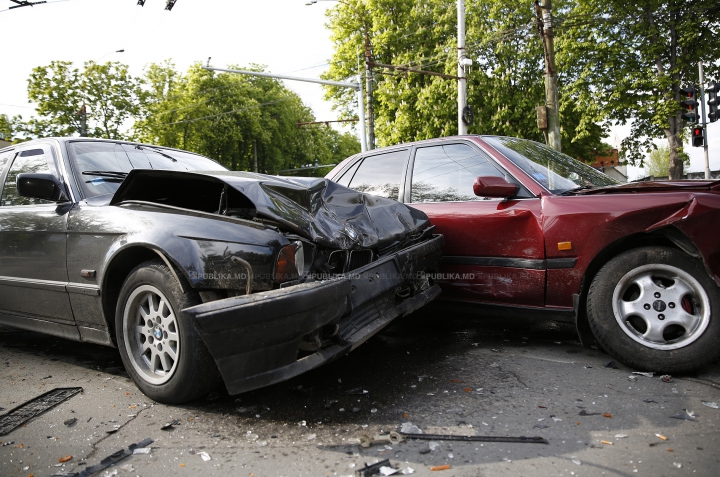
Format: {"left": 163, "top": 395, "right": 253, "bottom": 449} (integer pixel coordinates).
{"left": 692, "top": 127, "right": 704, "bottom": 147}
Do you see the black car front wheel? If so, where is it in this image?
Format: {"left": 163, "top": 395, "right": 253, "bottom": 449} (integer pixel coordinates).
{"left": 587, "top": 246, "right": 720, "bottom": 374}
{"left": 116, "top": 260, "right": 220, "bottom": 403}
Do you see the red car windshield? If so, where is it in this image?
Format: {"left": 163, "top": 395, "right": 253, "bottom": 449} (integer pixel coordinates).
{"left": 484, "top": 136, "right": 619, "bottom": 194}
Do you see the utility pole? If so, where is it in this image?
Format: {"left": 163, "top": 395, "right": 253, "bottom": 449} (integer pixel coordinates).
{"left": 699, "top": 61, "right": 710, "bottom": 179}
{"left": 457, "top": 0, "right": 467, "bottom": 135}
{"left": 78, "top": 104, "right": 87, "bottom": 137}
{"left": 537, "top": 0, "right": 561, "bottom": 151}
{"left": 364, "top": 32, "right": 375, "bottom": 149}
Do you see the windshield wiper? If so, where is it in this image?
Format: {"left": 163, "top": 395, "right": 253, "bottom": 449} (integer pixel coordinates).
{"left": 82, "top": 170, "right": 128, "bottom": 179}
{"left": 558, "top": 185, "right": 595, "bottom": 195}
{"left": 136, "top": 145, "right": 178, "bottom": 162}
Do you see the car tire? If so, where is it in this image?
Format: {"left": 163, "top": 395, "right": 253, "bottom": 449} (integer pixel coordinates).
{"left": 587, "top": 246, "right": 720, "bottom": 373}
{"left": 115, "top": 259, "right": 221, "bottom": 403}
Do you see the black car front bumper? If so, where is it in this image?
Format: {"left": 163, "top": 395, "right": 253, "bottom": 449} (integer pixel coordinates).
{"left": 183, "top": 235, "right": 443, "bottom": 395}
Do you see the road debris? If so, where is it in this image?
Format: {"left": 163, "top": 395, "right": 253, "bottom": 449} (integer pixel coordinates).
{"left": 643, "top": 399, "right": 657, "bottom": 403}
{"left": 661, "top": 375, "right": 672, "bottom": 383}
{"left": 400, "top": 422, "right": 423, "bottom": 434}
{"left": 615, "top": 434, "right": 628, "bottom": 438}
{"left": 571, "top": 458, "right": 582, "bottom": 465}
{"left": 628, "top": 375, "right": 638, "bottom": 382}
{"left": 656, "top": 434, "right": 668, "bottom": 440}
{"left": 356, "top": 458, "right": 390, "bottom": 476}
{"left": 360, "top": 432, "right": 405, "bottom": 448}
{"left": 63, "top": 418, "right": 77, "bottom": 427}
{"left": 59, "top": 455, "right": 73, "bottom": 463}
{"left": 161, "top": 419, "right": 180, "bottom": 430}
{"left": 401, "top": 433, "right": 548, "bottom": 445}
{"left": 600, "top": 440, "right": 613, "bottom": 445}
{"left": 673, "top": 462, "right": 682, "bottom": 468}
{"left": 65, "top": 438, "right": 153, "bottom": 477}
{"left": 430, "top": 465, "right": 451, "bottom": 471}
{"left": 198, "top": 451, "right": 211, "bottom": 461}
{"left": 670, "top": 410, "right": 696, "bottom": 421}
{"left": 578, "top": 410, "right": 601, "bottom": 416}
{"left": 0, "top": 387, "right": 83, "bottom": 436}
{"left": 132, "top": 447, "right": 151, "bottom": 455}
{"left": 346, "top": 387, "right": 369, "bottom": 395}
{"left": 632, "top": 372, "right": 654, "bottom": 377}
{"left": 602, "top": 413, "right": 612, "bottom": 418}
{"left": 701, "top": 402, "right": 719, "bottom": 409}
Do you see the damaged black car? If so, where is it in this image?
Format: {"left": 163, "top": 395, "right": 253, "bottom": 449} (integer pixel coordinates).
{"left": 0, "top": 138, "right": 443, "bottom": 403}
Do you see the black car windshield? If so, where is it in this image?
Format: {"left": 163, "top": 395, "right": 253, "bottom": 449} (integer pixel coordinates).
{"left": 68, "top": 141, "right": 227, "bottom": 198}
{"left": 483, "top": 136, "right": 619, "bottom": 194}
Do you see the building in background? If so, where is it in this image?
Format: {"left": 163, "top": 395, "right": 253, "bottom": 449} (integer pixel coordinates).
{"left": 590, "top": 149, "right": 628, "bottom": 183}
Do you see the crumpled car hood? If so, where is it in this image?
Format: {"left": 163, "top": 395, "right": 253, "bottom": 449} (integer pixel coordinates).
{"left": 110, "top": 170, "right": 430, "bottom": 250}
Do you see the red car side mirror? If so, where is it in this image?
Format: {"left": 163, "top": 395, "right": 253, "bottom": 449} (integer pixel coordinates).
{"left": 473, "top": 176, "right": 517, "bottom": 199}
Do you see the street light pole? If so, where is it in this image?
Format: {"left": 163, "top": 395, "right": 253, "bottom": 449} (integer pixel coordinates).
{"left": 457, "top": 0, "right": 467, "bottom": 136}
{"left": 203, "top": 66, "right": 367, "bottom": 152}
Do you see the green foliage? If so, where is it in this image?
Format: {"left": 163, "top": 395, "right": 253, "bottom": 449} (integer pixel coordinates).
{"left": 644, "top": 144, "right": 689, "bottom": 177}
{"left": 322, "top": 0, "right": 610, "bottom": 160}
{"left": 134, "top": 62, "right": 360, "bottom": 173}
{"left": 559, "top": 0, "right": 720, "bottom": 175}
{"left": 21, "top": 60, "right": 143, "bottom": 139}
{"left": 0, "top": 114, "right": 13, "bottom": 140}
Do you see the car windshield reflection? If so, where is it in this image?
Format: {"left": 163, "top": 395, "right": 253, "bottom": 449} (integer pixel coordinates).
{"left": 483, "top": 136, "right": 619, "bottom": 194}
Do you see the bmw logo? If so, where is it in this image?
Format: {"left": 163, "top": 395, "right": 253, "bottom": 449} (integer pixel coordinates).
{"left": 154, "top": 329, "right": 163, "bottom": 340}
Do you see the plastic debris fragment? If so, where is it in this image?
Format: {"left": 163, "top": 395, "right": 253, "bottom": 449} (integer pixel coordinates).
{"left": 132, "top": 447, "right": 151, "bottom": 455}
{"left": 660, "top": 375, "right": 672, "bottom": 382}
{"left": 58, "top": 456, "right": 72, "bottom": 463}
{"left": 400, "top": 422, "right": 423, "bottom": 434}
{"left": 627, "top": 376, "right": 638, "bottom": 382}
{"left": 701, "top": 402, "right": 719, "bottom": 409}
{"left": 615, "top": 434, "right": 628, "bottom": 438}
{"left": 430, "top": 465, "right": 451, "bottom": 471}
{"left": 632, "top": 372, "right": 654, "bottom": 377}
{"left": 572, "top": 458, "right": 581, "bottom": 465}
{"left": 199, "top": 451, "right": 211, "bottom": 461}
{"left": 669, "top": 411, "right": 696, "bottom": 421}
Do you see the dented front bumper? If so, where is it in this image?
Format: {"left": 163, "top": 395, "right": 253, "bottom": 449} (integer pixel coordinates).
{"left": 183, "top": 234, "right": 444, "bottom": 395}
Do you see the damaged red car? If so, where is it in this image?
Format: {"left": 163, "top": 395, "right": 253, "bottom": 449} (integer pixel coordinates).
{"left": 326, "top": 135, "right": 720, "bottom": 373}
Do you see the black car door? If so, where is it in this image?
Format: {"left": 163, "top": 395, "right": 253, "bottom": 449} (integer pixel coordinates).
{"left": 0, "top": 143, "right": 76, "bottom": 336}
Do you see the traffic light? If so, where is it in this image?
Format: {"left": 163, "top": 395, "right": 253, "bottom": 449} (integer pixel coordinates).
{"left": 692, "top": 126, "right": 704, "bottom": 147}
{"left": 680, "top": 86, "right": 699, "bottom": 122}
{"left": 708, "top": 81, "right": 719, "bottom": 123}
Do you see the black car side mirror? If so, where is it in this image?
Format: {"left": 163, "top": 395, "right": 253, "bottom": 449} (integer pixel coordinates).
{"left": 473, "top": 176, "right": 518, "bottom": 199}
{"left": 16, "top": 173, "right": 69, "bottom": 202}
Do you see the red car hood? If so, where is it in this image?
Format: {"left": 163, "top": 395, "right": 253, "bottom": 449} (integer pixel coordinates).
{"left": 577, "top": 180, "right": 720, "bottom": 195}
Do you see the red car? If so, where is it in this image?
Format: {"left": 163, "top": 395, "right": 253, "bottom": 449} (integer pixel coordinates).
{"left": 326, "top": 135, "right": 720, "bottom": 373}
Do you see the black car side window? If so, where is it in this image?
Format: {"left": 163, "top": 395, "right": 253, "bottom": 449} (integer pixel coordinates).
{"left": 335, "top": 160, "right": 361, "bottom": 187}
{"left": 347, "top": 150, "right": 408, "bottom": 200}
{"left": 1, "top": 148, "right": 57, "bottom": 207}
{"left": 411, "top": 144, "right": 511, "bottom": 202}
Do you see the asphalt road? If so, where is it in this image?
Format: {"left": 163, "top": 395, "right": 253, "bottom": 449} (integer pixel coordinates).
{"left": 1, "top": 309, "right": 719, "bottom": 477}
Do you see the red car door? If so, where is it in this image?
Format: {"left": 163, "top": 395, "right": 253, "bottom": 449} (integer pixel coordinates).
{"left": 405, "top": 141, "right": 546, "bottom": 307}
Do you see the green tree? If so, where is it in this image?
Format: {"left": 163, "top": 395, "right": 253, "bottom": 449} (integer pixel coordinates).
{"left": 135, "top": 62, "right": 360, "bottom": 173}
{"left": 322, "top": 0, "right": 611, "bottom": 160}
{"left": 0, "top": 114, "right": 14, "bottom": 140}
{"left": 559, "top": 0, "right": 720, "bottom": 178}
{"left": 20, "top": 60, "right": 144, "bottom": 139}
{"left": 644, "top": 144, "right": 689, "bottom": 177}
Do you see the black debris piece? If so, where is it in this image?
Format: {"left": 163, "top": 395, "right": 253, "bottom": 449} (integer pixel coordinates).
{"left": 578, "top": 410, "right": 602, "bottom": 416}
{"left": 643, "top": 399, "right": 658, "bottom": 404}
{"left": 42, "top": 375, "right": 52, "bottom": 380}
{"left": 161, "top": 419, "right": 181, "bottom": 430}
{"left": 401, "top": 433, "right": 549, "bottom": 444}
{"left": 419, "top": 447, "right": 431, "bottom": 454}
{"left": 346, "top": 387, "right": 369, "bottom": 396}
{"left": 604, "top": 361, "right": 618, "bottom": 369}
{"left": 0, "top": 387, "right": 83, "bottom": 436}
{"left": 669, "top": 411, "right": 697, "bottom": 421}
{"left": 356, "top": 458, "right": 391, "bottom": 476}
{"left": 533, "top": 424, "right": 549, "bottom": 429}
{"left": 64, "top": 418, "right": 77, "bottom": 427}
{"left": 65, "top": 438, "right": 153, "bottom": 477}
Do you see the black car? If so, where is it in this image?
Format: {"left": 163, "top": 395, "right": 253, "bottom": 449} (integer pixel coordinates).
{"left": 0, "top": 138, "right": 443, "bottom": 403}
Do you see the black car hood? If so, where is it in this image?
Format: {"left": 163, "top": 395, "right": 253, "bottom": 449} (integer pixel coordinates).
{"left": 110, "top": 169, "right": 430, "bottom": 250}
